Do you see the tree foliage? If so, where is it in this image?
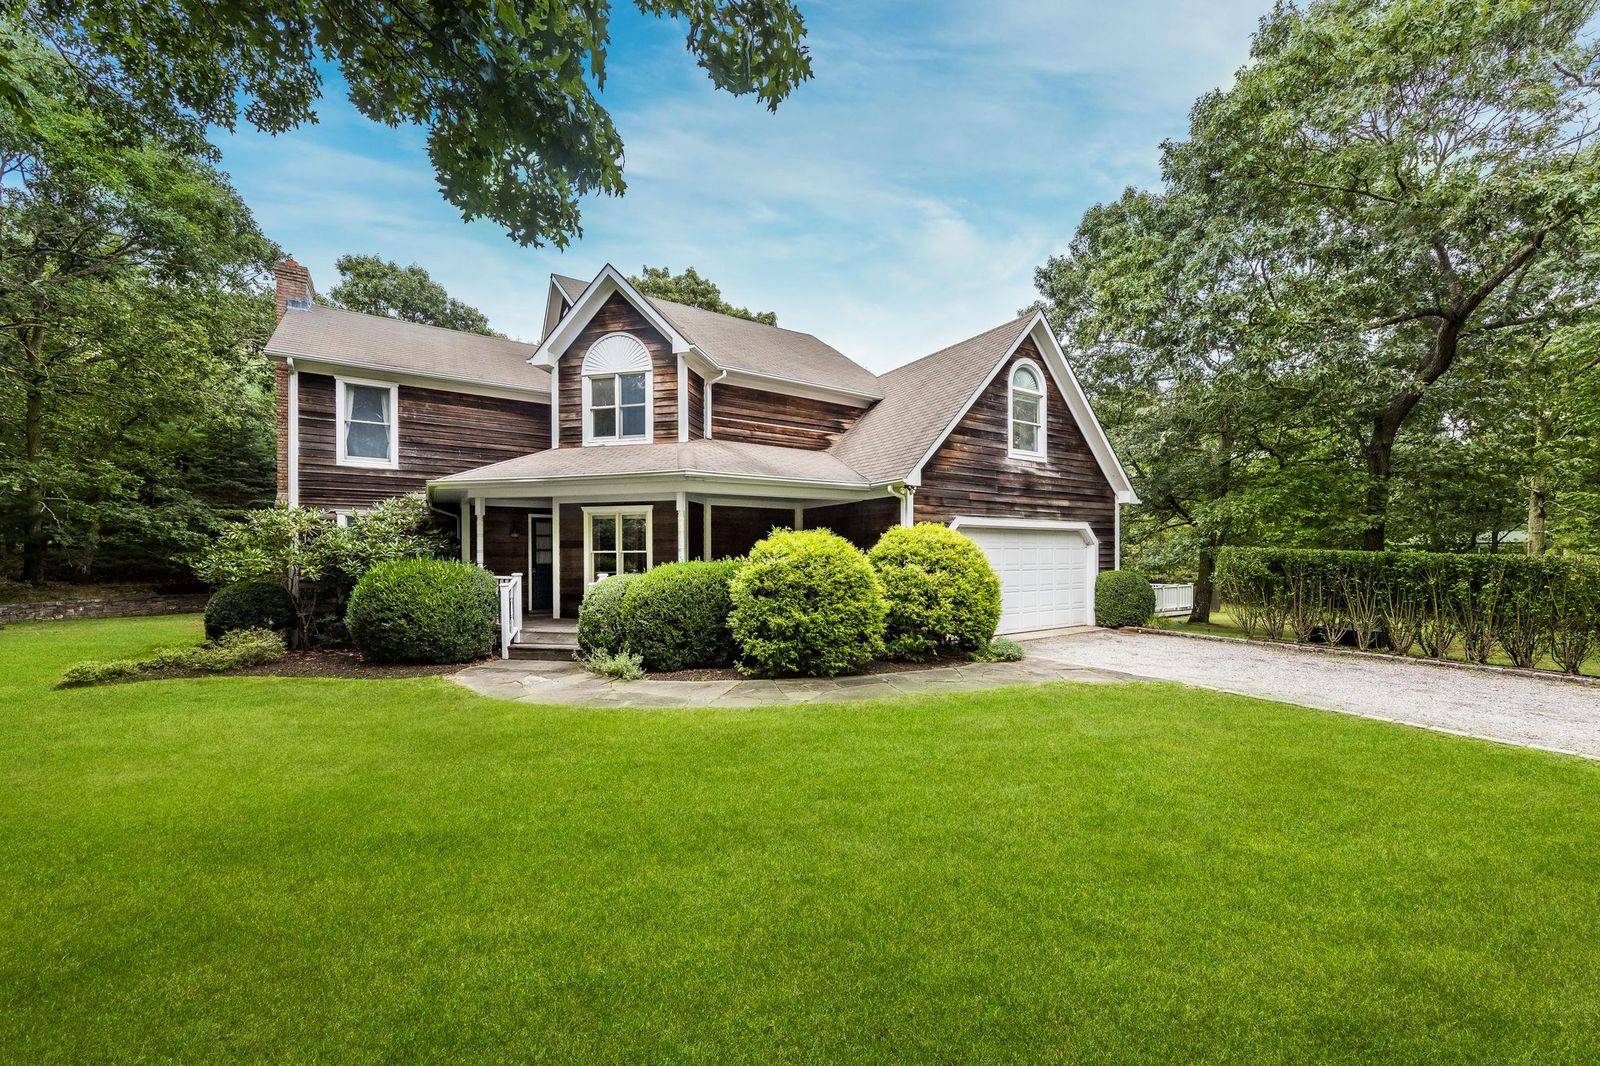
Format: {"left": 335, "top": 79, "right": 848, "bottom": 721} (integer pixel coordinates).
{"left": 631, "top": 266, "right": 778, "bottom": 324}
{"left": 326, "top": 254, "right": 499, "bottom": 336}
{"left": 6, "top": 0, "right": 814, "bottom": 246}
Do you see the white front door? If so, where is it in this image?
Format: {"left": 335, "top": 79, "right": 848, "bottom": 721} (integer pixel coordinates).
{"left": 958, "top": 523, "right": 1096, "bottom": 634}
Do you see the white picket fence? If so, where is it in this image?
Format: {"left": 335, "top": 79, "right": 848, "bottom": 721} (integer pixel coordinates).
{"left": 1152, "top": 582, "right": 1195, "bottom": 618}
{"left": 496, "top": 573, "right": 524, "bottom": 659}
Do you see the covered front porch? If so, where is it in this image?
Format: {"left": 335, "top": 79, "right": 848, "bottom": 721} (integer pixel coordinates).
{"left": 432, "top": 480, "right": 905, "bottom": 620}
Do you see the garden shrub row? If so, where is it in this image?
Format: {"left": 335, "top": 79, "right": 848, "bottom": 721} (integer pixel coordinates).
{"left": 1216, "top": 547, "right": 1600, "bottom": 674}
{"left": 578, "top": 523, "right": 1009, "bottom": 678}
{"left": 62, "top": 628, "right": 287, "bottom": 686}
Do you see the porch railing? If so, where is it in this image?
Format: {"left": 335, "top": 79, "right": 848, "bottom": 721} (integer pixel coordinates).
{"left": 496, "top": 573, "right": 524, "bottom": 659}
{"left": 1152, "top": 582, "right": 1195, "bottom": 618}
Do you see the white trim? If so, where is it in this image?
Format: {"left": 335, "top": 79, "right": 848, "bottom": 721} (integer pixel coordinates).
{"left": 677, "top": 491, "right": 689, "bottom": 562}
{"left": 540, "top": 279, "right": 573, "bottom": 341}
{"left": 286, "top": 360, "right": 300, "bottom": 506}
{"left": 473, "top": 497, "right": 486, "bottom": 567}
{"left": 581, "top": 505, "right": 654, "bottom": 587}
{"left": 677, "top": 357, "right": 689, "bottom": 442}
{"left": 551, "top": 505, "right": 562, "bottom": 618}
{"left": 433, "top": 467, "right": 872, "bottom": 491}
{"left": 459, "top": 502, "right": 470, "bottom": 563}
{"left": 580, "top": 332, "right": 653, "bottom": 446}
{"left": 267, "top": 352, "right": 549, "bottom": 402}
{"left": 703, "top": 368, "right": 727, "bottom": 437}
{"left": 530, "top": 265, "right": 693, "bottom": 367}
{"left": 908, "top": 313, "right": 1138, "bottom": 503}
{"left": 332, "top": 508, "right": 355, "bottom": 527}
{"left": 703, "top": 502, "right": 713, "bottom": 559}
{"left": 712, "top": 367, "right": 879, "bottom": 407}
{"left": 334, "top": 375, "right": 400, "bottom": 469}
{"left": 793, "top": 506, "right": 804, "bottom": 530}
{"left": 549, "top": 362, "right": 560, "bottom": 447}
{"left": 1114, "top": 501, "right": 1121, "bottom": 569}
{"left": 1006, "top": 358, "right": 1047, "bottom": 462}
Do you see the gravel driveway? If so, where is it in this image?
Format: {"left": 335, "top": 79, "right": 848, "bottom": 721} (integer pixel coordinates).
{"left": 1030, "top": 629, "right": 1600, "bottom": 760}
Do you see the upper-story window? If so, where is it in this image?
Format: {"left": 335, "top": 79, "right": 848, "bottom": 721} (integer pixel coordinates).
{"left": 582, "top": 333, "right": 652, "bottom": 445}
{"left": 335, "top": 377, "right": 399, "bottom": 468}
{"left": 1008, "top": 360, "right": 1047, "bottom": 461}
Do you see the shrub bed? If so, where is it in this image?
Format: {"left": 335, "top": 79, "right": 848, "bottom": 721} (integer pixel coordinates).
{"left": 577, "top": 574, "right": 635, "bottom": 657}
{"left": 346, "top": 559, "right": 498, "bottom": 664}
{"left": 62, "top": 628, "right": 287, "bottom": 686}
{"left": 622, "top": 560, "right": 743, "bottom": 672}
{"left": 1216, "top": 547, "right": 1600, "bottom": 674}
{"left": 868, "top": 524, "right": 1000, "bottom": 660}
{"left": 1095, "top": 570, "right": 1156, "bottom": 628}
{"left": 204, "top": 579, "right": 296, "bottom": 640}
{"left": 729, "top": 529, "right": 886, "bottom": 677}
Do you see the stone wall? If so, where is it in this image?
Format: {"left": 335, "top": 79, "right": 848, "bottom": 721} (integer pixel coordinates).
{"left": 0, "top": 594, "right": 209, "bottom": 624}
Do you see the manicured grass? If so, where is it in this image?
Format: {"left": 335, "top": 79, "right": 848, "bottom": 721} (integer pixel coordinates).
{"left": 4, "top": 615, "right": 1600, "bottom": 1060}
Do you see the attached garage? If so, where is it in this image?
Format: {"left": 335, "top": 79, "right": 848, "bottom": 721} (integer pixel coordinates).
{"left": 952, "top": 517, "right": 1098, "bottom": 635}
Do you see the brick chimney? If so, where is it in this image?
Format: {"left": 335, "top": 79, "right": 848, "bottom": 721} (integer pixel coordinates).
{"left": 273, "top": 256, "right": 314, "bottom": 320}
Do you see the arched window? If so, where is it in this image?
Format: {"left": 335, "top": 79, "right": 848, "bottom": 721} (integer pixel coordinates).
{"left": 582, "top": 333, "right": 652, "bottom": 443}
{"left": 1008, "top": 360, "right": 1046, "bottom": 460}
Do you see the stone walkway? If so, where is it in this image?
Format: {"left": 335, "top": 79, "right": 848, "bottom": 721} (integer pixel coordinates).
{"left": 452, "top": 653, "right": 1131, "bottom": 708}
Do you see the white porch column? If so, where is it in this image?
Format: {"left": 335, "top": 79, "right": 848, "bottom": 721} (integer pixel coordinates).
{"left": 703, "top": 503, "right": 713, "bottom": 560}
{"left": 793, "top": 506, "right": 803, "bottom": 530}
{"left": 551, "top": 505, "right": 562, "bottom": 618}
{"left": 473, "top": 497, "right": 486, "bottom": 567}
{"left": 458, "top": 499, "right": 471, "bottom": 562}
{"left": 286, "top": 360, "right": 299, "bottom": 507}
{"left": 898, "top": 487, "right": 916, "bottom": 526}
{"left": 676, "top": 491, "right": 688, "bottom": 562}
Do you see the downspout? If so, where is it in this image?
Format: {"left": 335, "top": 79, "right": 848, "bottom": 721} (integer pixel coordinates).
{"left": 702, "top": 365, "right": 729, "bottom": 438}
{"left": 888, "top": 483, "right": 916, "bottom": 527}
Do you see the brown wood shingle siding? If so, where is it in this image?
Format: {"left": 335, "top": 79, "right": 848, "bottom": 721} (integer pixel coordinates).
{"left": 557, "top": 501, "right": 679, "bottom": 617}
{"left": 709, "top": 384, "right": 859, "bottom": 450}
{"left": 804, "top": 497, "right": 899, "bottom": 551}
{"left": 555, "top": 293, "right": 677, "bottom": 447}
{"left": 687, "top": 371, "right": 706, "bottom": 440}
{"left": 295, "top": 373, "right": 549, "bottom": 509}
{"left": 915, "top": 338, "right": 1117, "bottom": 569}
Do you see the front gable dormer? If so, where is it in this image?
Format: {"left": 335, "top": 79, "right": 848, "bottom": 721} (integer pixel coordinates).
{"left": 552, "top": 292, "right": 678, "bottom": 446}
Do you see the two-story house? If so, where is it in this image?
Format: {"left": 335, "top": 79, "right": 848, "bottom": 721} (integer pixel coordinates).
{"left": 265, "top": 259, "right": 1137, "bottom": 635}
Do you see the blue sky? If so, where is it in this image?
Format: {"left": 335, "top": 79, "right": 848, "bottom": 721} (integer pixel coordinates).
{"left": 216, "top": 0, "right": 1270, "bottom": 372}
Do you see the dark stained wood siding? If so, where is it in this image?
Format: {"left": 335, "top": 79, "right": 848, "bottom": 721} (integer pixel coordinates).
{"left": 296, "top": 372, "right": 549, "bottom": 509}
{"left": 805, "top": 497, "right": 899, "bottom": 551}
{"left": 555, "top": 293, "right": 677, "bottom": 447}
{"left": 709, "top": 384, "right": 860, "bottom": 450}
{"left": 687, "top": 371, "right": 706, "bottom": 440}
{"left": 915, "top": 337, "right": 1117, "bottom": 569}
{"left": 709, "top": 505, "right": 794, "bottom": 559}
{"left": 557, "top": 501, "right": 681, "bottom": 617}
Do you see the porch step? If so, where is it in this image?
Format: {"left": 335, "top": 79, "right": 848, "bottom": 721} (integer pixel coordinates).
{"left": 508, "top": 622, "right": 580, "bottom": 660}
{"left": 508, "top": 642, "right": 580, "bottom": 661}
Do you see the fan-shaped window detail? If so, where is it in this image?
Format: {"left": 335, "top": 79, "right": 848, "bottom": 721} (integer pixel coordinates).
{"left": 1008, "top": 359, "right": 1047, "bottom": 460}
{"left": 581, "top": 333, "right": 652, "bottom": 443}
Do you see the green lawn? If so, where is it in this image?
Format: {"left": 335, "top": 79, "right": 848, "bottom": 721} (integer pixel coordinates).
{"left": 4, "top": 616, "right": 1600, "bottom": 1061}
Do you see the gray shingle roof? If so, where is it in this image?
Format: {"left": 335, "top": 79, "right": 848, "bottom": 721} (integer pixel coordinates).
{"left": 265, "top": 304, "right": 551, "bottom": 393}
{"left": 829, "top": 314, "right": 1036, "bottom": 483}
{"left": 432, "top": 438, "right": 870, "bottom": 486}
{"left": 549, "top": 272, "right": 882, "bottom": 399}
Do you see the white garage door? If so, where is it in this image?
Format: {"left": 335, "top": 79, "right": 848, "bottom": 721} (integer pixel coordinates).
{"left": 957, "top": 522, "right": 1097, "bottom": 634}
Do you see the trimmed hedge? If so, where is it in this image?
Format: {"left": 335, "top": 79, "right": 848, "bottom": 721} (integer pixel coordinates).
{"left": 577, "top": 574, "right": 635, "bottom": 657}
{"left": 204, "top": 578, "right": 296, "bottom": 640}
{"left": 1217, "top": 547, "right": 1600, "bottom": 674}
{"left": 869, "top": 523, "right": 1000, "bottom": 661}
{"left": 729, "top": 529, "right": 886, "bottom": 677}
{"left": 623, "top": 560, "right": 744, "bottom": 672}
{"left": 346, "top": 559, "right": 498, "bottom": 664}
{"left": 1095, "top": 570, "right": 1156, "bottom": 628}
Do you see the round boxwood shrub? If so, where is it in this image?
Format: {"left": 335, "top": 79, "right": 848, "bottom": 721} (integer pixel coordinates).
{"left": 624, "top": 559, "right": 744, "bottom": 672}
{"left": 1095, "top": 570, "right": 1156, "bottom": 628}
{"left": 729, "top": 529, "right": 886, "bottom": 677}
{"left": 868, "top": 523, "right": 1001, "bottom": 661}
{"left": 577, "top": 574, "right": 635, "bottom": 657}
{"left": 346, "top": 559, "right": 498, "bottom": 664}
{"left": 204, "top": 578, "right": 296, "bottom": 640}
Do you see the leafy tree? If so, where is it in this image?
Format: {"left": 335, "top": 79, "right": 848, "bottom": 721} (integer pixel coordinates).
{"left": 1165, "top": 0, "right": 1600, "bottom": 548}
{"left": 631, "top": 266, "right": 778, "bottom": 325}
{"left": 326, "top": 254, "right": 499, "bottom": 336}
{"left": 0, "top": 43, "right": 278, "bottom": 583}
{"left": 8, "top": 0, "right": 814, "bottom": 246}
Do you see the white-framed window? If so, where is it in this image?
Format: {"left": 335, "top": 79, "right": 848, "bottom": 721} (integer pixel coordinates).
{"left": 334, "top": 377, "right": 399, "bottom": 468}
{"left": 583, "top": 506, "right": 652, "bottom": 584}
{"left": 332, "top": 509, "right": 356, "bottom": 528}
{"left": 1008, "top": 359, "right": 1047, "bottom": 461}
{"left": 581, "top": 333, "right": 652, "bottom": 445}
